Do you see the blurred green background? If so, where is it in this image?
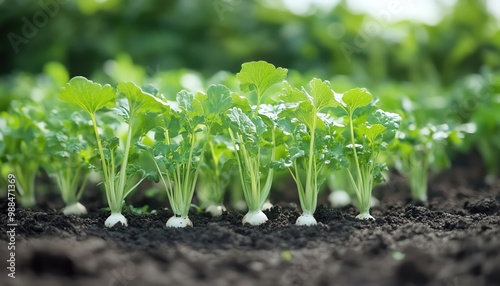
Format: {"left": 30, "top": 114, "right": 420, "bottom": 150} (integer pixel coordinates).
{"left": 1, "top": 0, "right": 499, "bottom": 82}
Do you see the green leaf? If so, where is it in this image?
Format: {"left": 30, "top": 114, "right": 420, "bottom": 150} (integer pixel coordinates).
{"left": 176, "top": 90, "right": 194, "bottom": 111}
{"left": 126, "top": 163, "right": 146, "bottom": 177}
{"left": 289, "top": 146, "right": 305, "bottom": 161}
{"left": 281, "top": 81, "right": 308, "bottom": 103}
{"left": 205, "top": 84, "right": 233, "bottom": 114}
{"left": 367, "top": 109, "right": 402, "bottom": 142}
{"left": 227, "top": 107, "right": 256, "bottom": 141}
{"left": 176, "top": 90, "right": 203, "bottom": 118}
{"left": 133, "top": 112, "right": 162, "bottom": 138}
{"left": 202, "top": 84, "right": 233, "bottom": 124}
{"left": 293, "top": 102, "right": 326, "bottom": 131}
{"left": 368, "top": 109, "right": 402, "bottom": 132}
{"left": 340, "top": 88, "right": 372, "bottom": 112}
{"left": 359, "top": 124, "right": 387, "bottom": 143}
{"left": 294, "top": 102, "right": 314, "bottom": 129}
{"left": 117, "top": 81, "right": 167, "bottom": 116}
{"left": 280, "top": 80, "right": 334, "bottom": 130}
{"left": 59, "top": 76, "right": 116, "bottom": 115}
{"left": 269, "top": 158, "right": 292, "bottom": 171}
{"left": 236, "top": 61, "right": 287, "bottom": 96}
{"left": 306, "top": 78, "right": 338, "bottom": 111}
{"left": 258, "top": 102, "right": 296, "bottom": 122}
{"left": 157, "top": 109, "right": 181, "bottom": 137}
{"left": 321, "top": 140, "right": 348, "bottom": 169}
{"left": 373, "top": 163, "right": 388, "bottom": 184}
{"left": 152, "top": 142, "right": 170, "bottom": 158}
{"left": 251, "top": 116, "right": 267, "bottom": 138}
{"left": 231, "top": 93, "right": 252, "bottom": 113}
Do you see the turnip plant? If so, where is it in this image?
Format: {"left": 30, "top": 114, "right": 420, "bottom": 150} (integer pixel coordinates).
{"left": 336, "top": 88, "right": 401, "bottom": 219}
{"left": 198, "top": 135, "right": 234, "bottom": 217}
{"left": 150, "top": 84, "right": 233, "bottom": 227}
{"left": 228, "top": 61, "right": 287, "bottom": 225}
{"left": 226, "top": 107, "right": 274, "bottom": 225}
{"left": 197, "top": 85, "right": 235, "bottom": 217}
{"left": 395, "top": 123, "right": 462, "bottom": 202}
{"left": 59, "top": 78, "right": 165, "bottom": 227}
{"left": 277, "top": 79, "right": 347, "bottom": 225}
{"left": 0, "top": 101, "right": 45, "bottom": 208}
{"left": 43, "top": 108, "right": 95, "bottom": 215}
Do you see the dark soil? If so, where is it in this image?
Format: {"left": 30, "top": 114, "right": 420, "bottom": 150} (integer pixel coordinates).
{"left": 1, "top": 162, "right": 500, "bottom": 285}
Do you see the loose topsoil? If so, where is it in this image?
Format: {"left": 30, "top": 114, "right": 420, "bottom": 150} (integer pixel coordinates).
{"left": 1, "top": 156, "right": 499, "bottom": 286}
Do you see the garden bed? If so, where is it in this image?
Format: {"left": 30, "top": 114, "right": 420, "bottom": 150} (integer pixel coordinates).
{"left": 1, "top": 161, "right": 499, "bottom": 286}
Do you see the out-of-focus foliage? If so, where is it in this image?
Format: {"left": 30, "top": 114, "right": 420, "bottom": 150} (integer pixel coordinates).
{"left": 1, "top": 0, "right": 498, "bottom": 84}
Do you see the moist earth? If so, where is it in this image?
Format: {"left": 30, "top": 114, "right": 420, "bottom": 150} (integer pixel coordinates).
{"left": 1, "top": 162, "right": 499, "bottom": 286}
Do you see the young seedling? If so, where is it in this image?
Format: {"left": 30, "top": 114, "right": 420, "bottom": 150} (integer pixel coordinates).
{"left": 228, "top": 61, "right": 287, "bottom": 225}
{"left": 0, "top": 101, "right": 45, "bottom": 208}
{"left": 151, "top": 84, "right": 233, "bottom": 227}
{"left": 277, "top": 79, "right": 346, "bottom": 225}
{"left": 198, "top": 135, "right": 234, "bottom": 217}
{"left": 395, "top": 123, "right": 462, "bottom": 202}
{"left": 336, "top": 88, "right": 401, "bottom": 220}
{"left": 44, "top": 108, "right": 95, "bottom": 215}
{"left": 226, "top": 108, "right": 273, "bottom": 225}
{"left": 60, "top": 77, "right": 165, "bottom": 227}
